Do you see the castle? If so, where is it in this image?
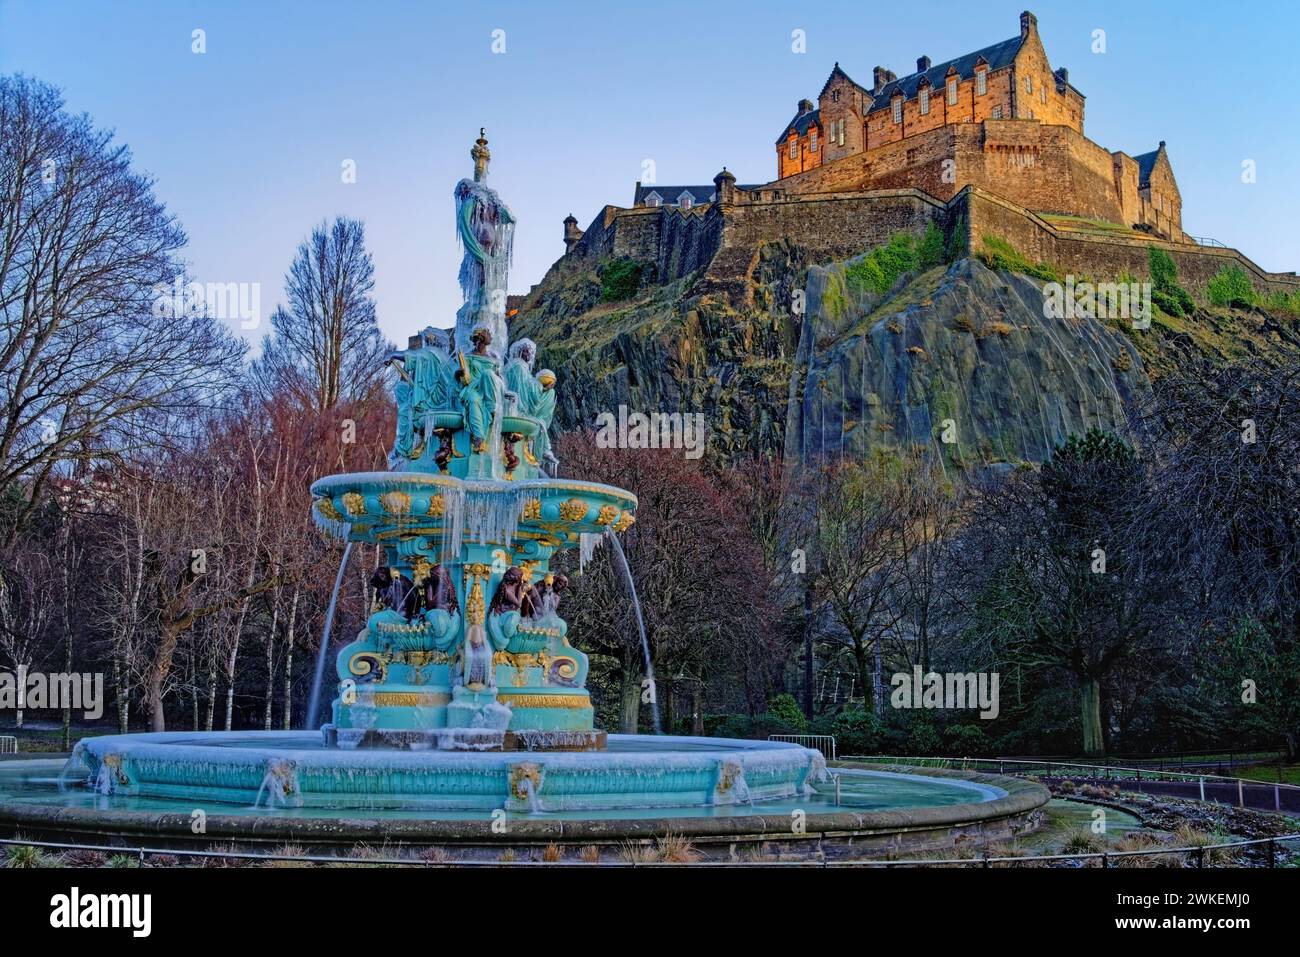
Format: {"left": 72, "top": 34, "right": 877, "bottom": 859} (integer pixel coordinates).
{"left": 538, "top": 12, "right": 1297, "bottom": 309}
{"left": 769, "top": 11, "right": 1182, "bottom": 241}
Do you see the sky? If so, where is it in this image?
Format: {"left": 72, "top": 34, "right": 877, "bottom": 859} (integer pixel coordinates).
{"left": 2, "top": 0, "right": 1297, "bottom": 347}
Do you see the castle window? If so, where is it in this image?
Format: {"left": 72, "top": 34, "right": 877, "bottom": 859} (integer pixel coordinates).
{"left": 831, "top": 90, "right": 840, "bottom": 103}
{"left": 976, "top": 69, "right": 987, "bottom": 96}
{"left": 892, "top": 97, "right": 902, "bottom": 124}
{"left": 991, "top": 105, "right": 1002, "bottom": 119}
{"left": 1040, "top": 88, "right": 1047, "bottom": 105}
{"left": 645, "top": 192, "right": 662, "bottom": 207}
{"left": 677, "top": 191, "right": 694, "bottom": 209}
{"left": 919, "top": 86, "right": 929, "bottom": 115}
{"left": 810, "top": 129, "right": 818, "bottom": 151}
{"left": 1025, "top": 74, "right": 1033, "bottom": 94}
{"left": 947, "top": 78, "right": 957, "bottom": 106}
{"left": 790, "top": 138, "right": 798, "bottom": 159}
{"left": 838, "top": 118, "right": 845, "bottom": 146}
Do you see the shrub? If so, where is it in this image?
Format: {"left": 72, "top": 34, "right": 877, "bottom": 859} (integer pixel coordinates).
{"left": 977, "top": 235, "right": 1060, "bottom": 283}
{"left": 905, "top": 718, "right": 943, "bottom": 755}
{"left": 599, "top": 258, "right": 643, "bottom": 302}
{"left": 944, "top": 723, "right": 990, "bottom": 756}
{"left": 766, "top": 693, "right": 808, "bottom": 733}
{"left": 4, "top": 844, "right": 52, "bottom": 868}
{"left": 1207, "top": 264, "right": 1257, "bottom": 308}
{"left": 831, "top": 707, "right": 884, "bottom": 755}
{"left": 1147, "top": 246, "right": 1195, "bottom": 316}
{"left": 844, "top": 223, "right": 947, "bottom": 299}
{"left": 1263, "top": 290, "right": 1300, "bottom": 317}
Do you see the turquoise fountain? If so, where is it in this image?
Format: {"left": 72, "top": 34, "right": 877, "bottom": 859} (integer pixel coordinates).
{"left": 312, "top": 127, "right": 631, "bottom": 753}
{"left": 52, "top": 133, "right": 833, "bottom": 814}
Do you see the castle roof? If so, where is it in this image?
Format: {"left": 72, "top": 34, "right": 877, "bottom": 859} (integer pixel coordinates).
{"left": 633, "top": 183, "right": 758, "bottom": 206}
{"left": 866, "top": 34, "right": 1024, "bottom": 114}
{"left": 819, "top": 62, "right": 869, "bottom": 99}
{"left": 1132, "top": 143, "right": 1167, "bottom": 188}
{"left": 775, "top": 105, "right": 822, "bottom": 145}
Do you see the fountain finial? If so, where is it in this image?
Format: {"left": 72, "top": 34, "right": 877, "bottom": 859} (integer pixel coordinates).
{"left": 472, "top": 128, "right": 490, "bottom": 182}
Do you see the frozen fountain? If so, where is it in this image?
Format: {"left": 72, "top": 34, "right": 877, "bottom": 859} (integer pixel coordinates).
{"left": 0, "top": 135, "right": 1045, "bottom": 856}
{"left": 53, "top": 133, "right": 829, "bottom": 814}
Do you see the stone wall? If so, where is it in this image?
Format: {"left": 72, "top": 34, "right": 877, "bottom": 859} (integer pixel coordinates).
{"left": 550, "top": 180, "right": 1297, "bottom": 307}
{"left": 958, "top": 186, "right": 1300, "bottom": 295}
{"left": 755, "top": 119, "right": 1139, "bottom": 227}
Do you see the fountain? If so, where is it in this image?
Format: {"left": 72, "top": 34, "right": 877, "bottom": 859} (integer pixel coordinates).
{"left": 0, "top": 134, "right": 1048, "bottom": 856}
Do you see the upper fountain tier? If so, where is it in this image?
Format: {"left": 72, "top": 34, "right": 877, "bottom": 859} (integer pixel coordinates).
{"left": 310, "top": 131, "right": 636, "bottom": 555}
{"left": 310, "top": 471, "right": 636, "bottom": 553}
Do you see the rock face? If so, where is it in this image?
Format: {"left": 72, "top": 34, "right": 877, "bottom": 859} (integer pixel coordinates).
{"left": 511, "top": 233, "right": 1297, "bottom": 469}
{"left": 785, "top": 257, "right": 1149, "bottom": 468}
{"left": 509, "top": 244, "right": 805, "bottom": 458}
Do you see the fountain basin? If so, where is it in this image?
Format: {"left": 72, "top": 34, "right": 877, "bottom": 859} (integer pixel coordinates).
{"left": 64, "top": 732, "right": 830, "bottom": 812}
{"left": 0, "top": 749, "right": 1047, "bottom": 860}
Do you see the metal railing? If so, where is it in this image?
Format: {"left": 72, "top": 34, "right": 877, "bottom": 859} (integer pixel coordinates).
{"left": 1191, "top": 235, "right": 1227, "bottom": 248}
{"left": 844, "top": 755, "right": 1300, "bottom": 811}
{"left": 1, "top": 832, "right": 1297, "bottom": 868}
{"left": 768, "top": 734, "right": 836, "bottom": 760}
{"left": 0, "top": 736, "right": 16, "bottom": 754}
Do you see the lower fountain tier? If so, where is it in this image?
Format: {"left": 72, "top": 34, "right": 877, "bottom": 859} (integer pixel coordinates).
{"left": 67, "top": 732, "right": 828, "bottom": 812}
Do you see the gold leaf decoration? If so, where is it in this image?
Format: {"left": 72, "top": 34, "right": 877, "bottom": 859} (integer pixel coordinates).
{"left": 521, "top": 498, "right": 541, "bottom": 520}
{"left": 559, "top": 498, "right": 589, "bottom": 522}
{"left": 613, "top": 510, "right": 636, "bottom": 533}
{"left": 316, "top": 498, "right": 344, "bottom": 522}
{"left": 341, "top": 491, "right": 367, "bottom": 517}
{"left": 428, "top": 494, "right": 446, "bottom": 517}
{"left": 595, "top": 504, "right": 619, "bottom": 525}
{"left": 380, "top": 490, "right": 411, "bottom": 515}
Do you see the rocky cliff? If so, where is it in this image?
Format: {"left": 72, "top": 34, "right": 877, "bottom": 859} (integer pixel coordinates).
{"left": 510, "top": 234, "right": 1300, "bottom": 468}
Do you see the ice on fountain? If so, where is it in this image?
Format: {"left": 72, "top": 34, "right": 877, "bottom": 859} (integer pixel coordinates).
{"left": 454, "top": 179, "right": 514, "bottom": 362}
{"left": 470, "top": 701, "right": 513, "bottom": 730}
{"left": 440, "top": 483, "right": 534, "bottom": 553}
{"left": 578, "top": 532, "right": 603, "bottom": 572}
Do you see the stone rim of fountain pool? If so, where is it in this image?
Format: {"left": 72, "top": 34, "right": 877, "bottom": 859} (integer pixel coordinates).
{"left": 0, "top": 750, "right": 1049, "bottom": 859}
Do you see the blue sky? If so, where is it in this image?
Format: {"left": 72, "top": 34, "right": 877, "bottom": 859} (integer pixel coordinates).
{"left": 2, "top": 0, "right": 1296, "bottom": 346}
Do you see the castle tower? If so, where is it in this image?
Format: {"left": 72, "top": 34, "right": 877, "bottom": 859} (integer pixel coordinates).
{"left": 563, "top": 214, "right": 583, "bottom": 253}
{"left": 713, "top": 168, "right": 737, "bottom": 206}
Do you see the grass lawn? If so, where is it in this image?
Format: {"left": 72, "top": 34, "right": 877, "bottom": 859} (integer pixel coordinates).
{"left": 1234, "top": 764, "right": 1300, "bottom": 786}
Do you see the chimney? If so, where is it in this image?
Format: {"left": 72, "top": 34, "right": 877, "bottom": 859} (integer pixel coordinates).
{"left": 1054, "top": 66, "right": 1068, "bottom": 89}
{"left": 797, "top": 98, "right": 814, "bottom": 114}
{"left": 916, "top": 55, "right": 931, "bottom": 73}
{"left": 1020, "top": 10, "right": 1038, "bottom": 39}
{"left": 563, "top": 214, "right": 583, "bottom": 252}
{"left": 873, "top": 66, "right": 890, "bottom": 93}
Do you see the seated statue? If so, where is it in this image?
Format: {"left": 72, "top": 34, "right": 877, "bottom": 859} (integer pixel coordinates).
{"left": 532, "top": 369, "right": 558, "bottom": 469}
{"left": 489, "top": 565, "right": 568, "bottom": 653}
{"left": 456, "top": 326, "right": 501, "bottom": 455}
{"left": 412, "top": 560, "right": 460, "bottom": 652}
{"left": 388, "top": 380, "right": 414, "bottom": 468}
{"left": 527, "top": 572, "right": 568, "bottom": 627}
{"left": 409, "top": 326, "right": 455, "bottom": 417}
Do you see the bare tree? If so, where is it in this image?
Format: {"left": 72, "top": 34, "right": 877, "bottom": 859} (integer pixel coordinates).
{"left": 250, "top": 218, "right": 390, "bottom": 411}
{"left": 794, "top": 455, "right": 909, "bottom": 714}
{"left": 0, "top": 76, "right": 245, "bottom": 536}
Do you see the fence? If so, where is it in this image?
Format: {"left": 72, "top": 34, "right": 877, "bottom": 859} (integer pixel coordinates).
{"left": 847, "top": 755, "right": 1300, "bottom": 813}
{"left": 768, "top": 734, "right": 836, "bottom": 760}
{"left": 0, "top": 737, "right": 16, "bottom": 754}
{"left": 1, "top": 832, "right": 1296, "bottom": 868}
